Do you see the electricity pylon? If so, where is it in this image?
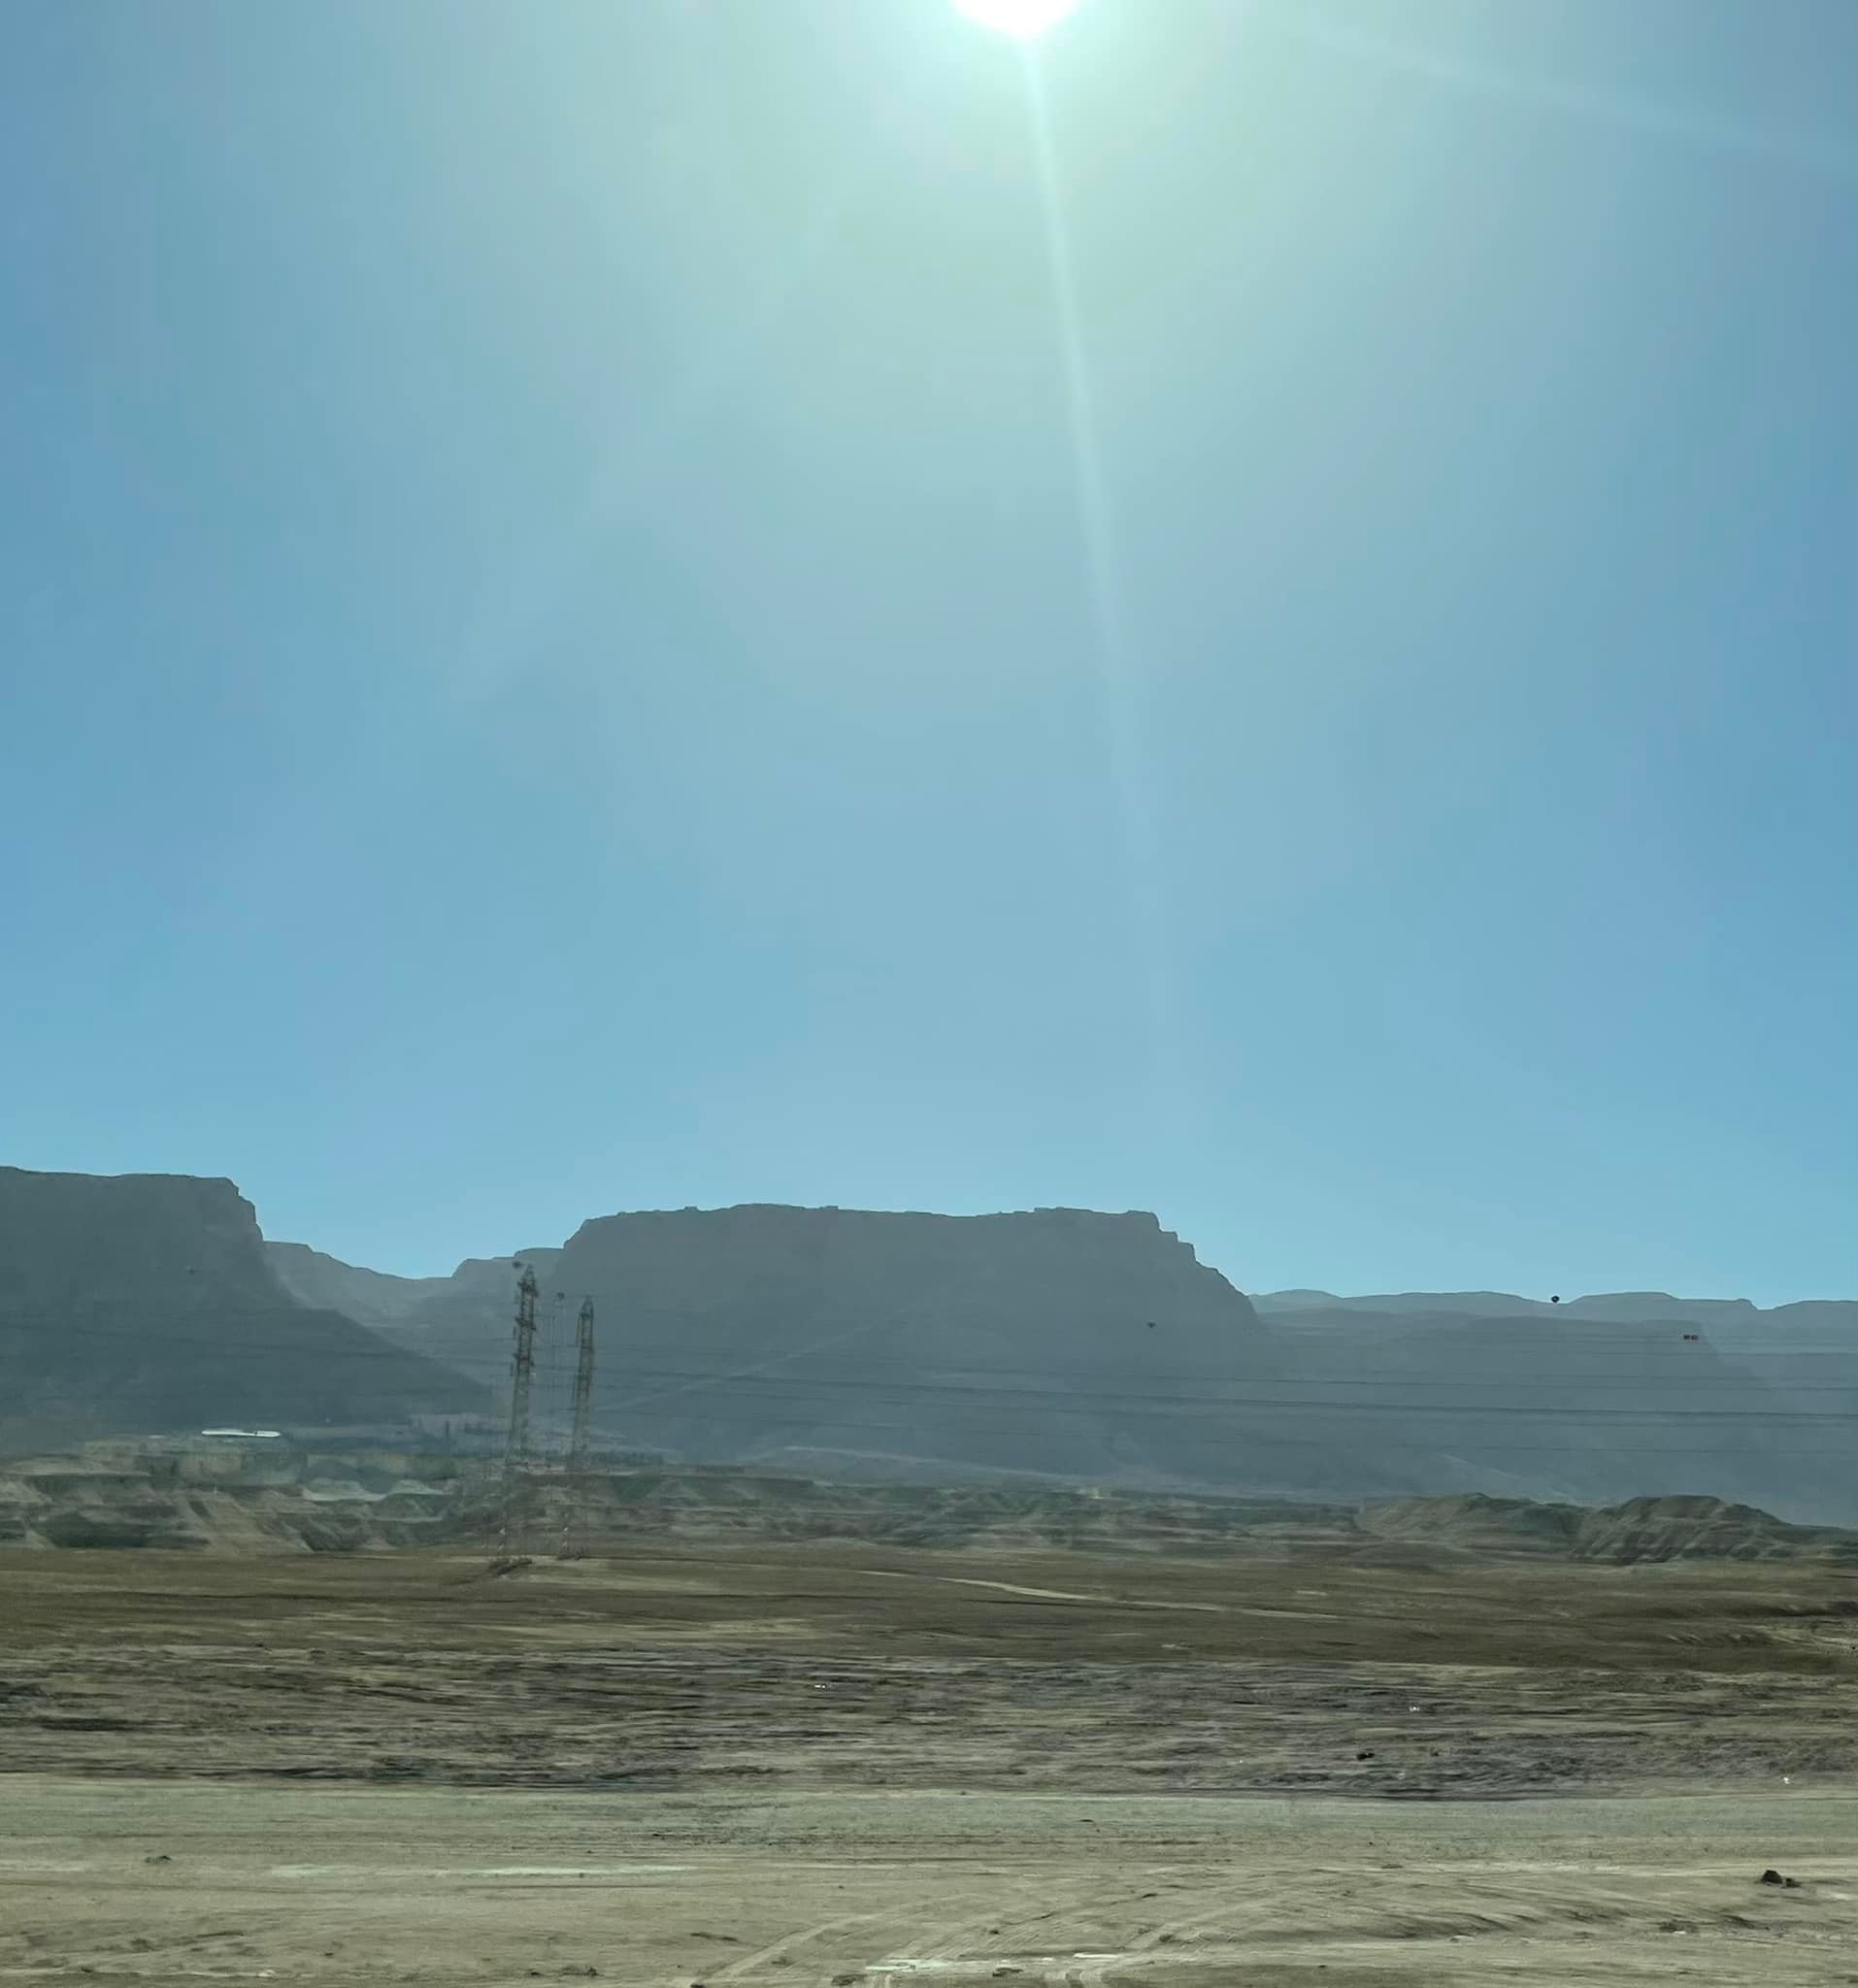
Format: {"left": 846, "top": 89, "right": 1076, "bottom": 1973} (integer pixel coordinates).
{"left": 501, "top": 1265, "right": 539, "bottom": 1554}
{"left": 570, "top": 1298, "right": 596, "bottom": 1475}
{"left": 561, "top": 1297, "right": 597, "bottom": 1558}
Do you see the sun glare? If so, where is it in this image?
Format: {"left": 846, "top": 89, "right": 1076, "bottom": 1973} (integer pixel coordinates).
{"left": 951, "top": 0, "right": 1082, "bottom": 39}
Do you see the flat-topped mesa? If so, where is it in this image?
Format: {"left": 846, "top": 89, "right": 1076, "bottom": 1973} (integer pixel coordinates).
{"left": 0, "top": 1166, "right": 282, "bottom": 1315}
{"left": 0, "top": 1166, "right": 483, "bottom": 1443}
{"left": 540, "top": 1204, "right": 1258, "bottom": 1480}
{"left": 556, "top": 1203, "right": 1253, "bottom": 1357}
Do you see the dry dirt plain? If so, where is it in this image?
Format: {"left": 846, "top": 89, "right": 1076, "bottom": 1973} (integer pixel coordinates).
{"left": 5, "top": 1541, "right": 1858, "bottom": 1983}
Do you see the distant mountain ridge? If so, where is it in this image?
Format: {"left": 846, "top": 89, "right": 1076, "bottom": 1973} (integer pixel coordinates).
{"left": 269, "top": 1208, "right": 1858, "bottom": 1522}
{"left": 11, "top": 1169, "right": 1858, "bottom": 1524}
{"left": 1255, "top": 1288, "right": 1853, "bottom": 1328}
{"left": 267, "top": 1239, "right": 563, "bottom": 1354}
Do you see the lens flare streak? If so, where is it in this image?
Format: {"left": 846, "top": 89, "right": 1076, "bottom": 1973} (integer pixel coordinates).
{"left": 1019, "top": 49, "right": 1178, "bottom": 1105}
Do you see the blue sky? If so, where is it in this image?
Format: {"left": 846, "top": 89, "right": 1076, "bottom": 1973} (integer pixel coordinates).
{"left": 3, "top": 0, "right": 1853, "bottom": 1301}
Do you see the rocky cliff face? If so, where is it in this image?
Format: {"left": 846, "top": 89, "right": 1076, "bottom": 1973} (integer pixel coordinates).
{"left": 0, "top": 1167, "right": 282, "bottom": 1316}
{"left": 0, "top": 1168, "right": 485, "bottom": 1448}
{"left": 350, "top": 1204, "right": 1264, "bottom": 1485}
{"left": 548, "top": 1204, "right": 1262, "bottom": 1483}
{"left": 525, "top": 1223, "right": 1857, "bottom": 1516}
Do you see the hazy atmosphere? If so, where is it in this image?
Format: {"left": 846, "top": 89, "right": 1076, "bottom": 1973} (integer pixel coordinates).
{"left": 5, "top": 0, "right": 1854, "bottom": 1300}
{"left": 7, "top": 7, "right": 1858, "bottom": 1982}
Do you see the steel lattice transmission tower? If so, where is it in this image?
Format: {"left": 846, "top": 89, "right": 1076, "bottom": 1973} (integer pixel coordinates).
{"left": 570, "top": 1298, "right": 597, "bottom": 1475}
{"left": 502, "top": 1265, "right": 540, "bottom": 1552}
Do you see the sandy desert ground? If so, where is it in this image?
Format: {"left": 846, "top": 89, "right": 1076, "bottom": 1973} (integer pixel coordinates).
{"left": 5, "top": 1538, "right": 1858, "bottom": 1983}
{"left": 11, "top": 1777, "right": 1858, "bottom": 1986}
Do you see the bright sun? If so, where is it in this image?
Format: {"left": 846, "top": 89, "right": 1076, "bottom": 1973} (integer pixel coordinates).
{"left": 951, "top": 0, "right": 1082, "bottom": 39}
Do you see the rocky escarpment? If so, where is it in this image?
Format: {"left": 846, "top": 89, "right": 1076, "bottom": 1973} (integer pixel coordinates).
{"left": 0, "top": 1167, "right": 485, "bottom": 1448}
{"left": 260, "top": 1214, "right": 1858, "bottom": 1522}
{"left": 547, "top": 1203, "right": 1263, "bottom": 1483}
{"left": 333, "top": 1203, "right": 1265, "bottom": 1485}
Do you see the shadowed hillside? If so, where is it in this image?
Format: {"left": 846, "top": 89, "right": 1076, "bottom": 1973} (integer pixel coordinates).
{"left": 572, "top": 1204, "right": 1266, "bottom": 1482}
{"left": 262, "top": 1207, "right": 1858, "bottom": 1520}
{"left": 267, "top": 1240, "right": 562, "bottom": 1367}
{"left": 348, "top": 1204, "right": 1266, "bottom": 1487}
{"left": 0, "top": 1168, "right": 485, "bottom": 1449}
